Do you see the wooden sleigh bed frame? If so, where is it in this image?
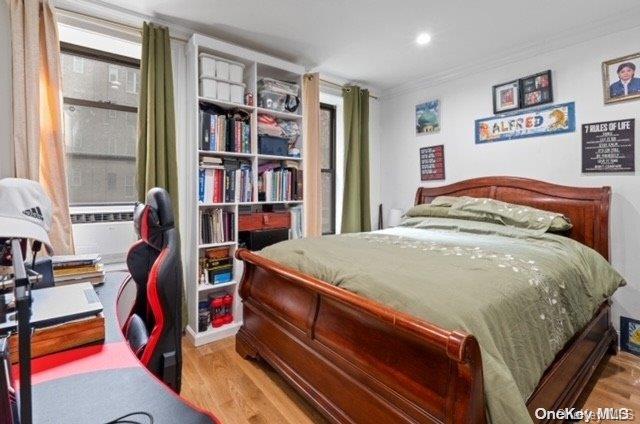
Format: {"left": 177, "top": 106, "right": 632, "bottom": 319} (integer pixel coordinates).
{"left": 235, "top": 177, "right": 618, "bottom": 423}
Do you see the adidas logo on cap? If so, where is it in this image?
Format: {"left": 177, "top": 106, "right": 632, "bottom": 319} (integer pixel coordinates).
{"left": 23, "top": 207, "right": 44, "bottom": 221}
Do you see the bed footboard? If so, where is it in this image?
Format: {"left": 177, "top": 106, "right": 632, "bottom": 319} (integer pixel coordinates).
{"left": 236, "top": 249, "right": 486, "bottom": 424}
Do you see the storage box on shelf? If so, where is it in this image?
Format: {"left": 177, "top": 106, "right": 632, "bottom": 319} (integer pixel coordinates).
{"left": 186, "top": 33, "right": 306, "bottom": 346}
{"left": 199, "top": 53, "right": 247, "bottom": 104}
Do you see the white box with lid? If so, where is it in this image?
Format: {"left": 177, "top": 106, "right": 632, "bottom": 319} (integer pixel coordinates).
{"left": 216, "top": 81, "right": 230, "bottom": 101}
{"left": 215, "top": 60, "right": 230, "bottom": 81}
{"left": 230, "top": 83, "right": 245, "bottom": 104}
{"left": 199, "top": 77, "right": 217, "bottom": 98}
{"left": 198, "top": 53, "right": 217, "bottom": 78}
{"left": 228, "top": 63, "right": 244, "bottom": 83}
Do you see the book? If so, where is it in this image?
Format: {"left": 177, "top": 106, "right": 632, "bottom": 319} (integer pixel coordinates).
{"left": 51, "top": 254, "right": 101, "bottom": 269}
{"left": 53, "top": 263, "right": 104, "bottom": 278}
{"left": 200, "top": 208, "right": 235, "bottom": 244}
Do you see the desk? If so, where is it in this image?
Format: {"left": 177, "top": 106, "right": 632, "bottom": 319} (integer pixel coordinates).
{"left": 14, "top": 273, "right": 217, "bottom": 424}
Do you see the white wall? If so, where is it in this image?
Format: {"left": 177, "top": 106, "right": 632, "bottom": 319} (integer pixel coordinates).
{"left": 0, "top": 1, "right": 13, "bottom": 178}
{"left": 380, "top": 25, "right": 640, "bottom": 330}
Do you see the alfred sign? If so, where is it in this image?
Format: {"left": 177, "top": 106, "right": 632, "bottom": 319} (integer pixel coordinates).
{"left": 582, "top": 119, "right": 635, "bottom": 173}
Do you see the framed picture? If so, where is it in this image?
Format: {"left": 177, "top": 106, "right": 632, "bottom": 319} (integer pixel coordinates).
{"left": 416, "top": 99, "right": 441, "bottom": 135}
{"left": 492, "top": 80, "right": 520, "bottom": 114}
{"left": 602, "top": 52, "right": 640, "bottom": 104}
{"left": 419, "top": 145, "right": 445, "bottom": 181}
{"left": 620, "top": 316, "right": 640, "bottom": 356}
{"left": 520, "top": 70, "right": 553, "bottom": 108}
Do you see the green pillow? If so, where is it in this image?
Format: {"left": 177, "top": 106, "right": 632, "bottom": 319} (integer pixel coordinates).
{"left": 404, "top": 204, "right": 451, "bottom": 218}
{"left": 405, "top": 196, "right": 572, "bottom": 233}
{"left": 450, "top": 196, "right": 572, "bottom": 232}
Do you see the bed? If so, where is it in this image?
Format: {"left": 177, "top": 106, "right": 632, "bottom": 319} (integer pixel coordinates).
{"left": 234, "top": 176, "right": 621, "bottom": 423}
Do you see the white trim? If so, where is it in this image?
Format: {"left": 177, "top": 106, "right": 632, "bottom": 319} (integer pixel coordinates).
{"left": 382, "top": 11, "right": 640, "bottom": 99}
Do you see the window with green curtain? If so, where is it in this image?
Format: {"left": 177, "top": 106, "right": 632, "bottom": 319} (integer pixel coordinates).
{"left": 341, "top": 85, "right": 370, "bottom": 233}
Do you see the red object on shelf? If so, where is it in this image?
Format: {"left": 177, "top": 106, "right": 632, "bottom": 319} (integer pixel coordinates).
{"left": 208, "top": 293, "right": 234, "bottom": 328}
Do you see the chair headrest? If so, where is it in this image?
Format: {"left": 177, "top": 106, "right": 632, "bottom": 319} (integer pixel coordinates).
{"left": 133, "top": 188, "right": 175, "bottom": 250}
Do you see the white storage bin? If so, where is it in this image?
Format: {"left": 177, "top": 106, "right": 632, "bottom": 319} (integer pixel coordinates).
{"left": 230, "top": 83, "right": 245, "bottom": 104}
{"left": 198, "top": 54, "right": 216, "bottom": 78}
{"left": 229, "top": 62, "right": 245, "bottom": 84}
{"left": 199, "top": 77, "right": 217, "bottom": 98}
{"left": 217, "top": 81, "right": 230, "bottom": 101}
{"left": 216, "top": 60, "right": 230, "bottom": 81}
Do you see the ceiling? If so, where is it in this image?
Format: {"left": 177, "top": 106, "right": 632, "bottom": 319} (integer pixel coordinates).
{"left": 97, "top": 0, "right": 640, "bottom": 92}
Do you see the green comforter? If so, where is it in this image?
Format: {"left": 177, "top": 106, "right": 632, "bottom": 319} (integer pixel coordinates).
{"left": 258, "top": 217, "right": 624, "bottom": 423}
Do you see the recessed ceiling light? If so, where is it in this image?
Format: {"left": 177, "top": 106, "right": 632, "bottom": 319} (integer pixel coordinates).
{"left": 416, "top": 33, "right": 431, "bottom": 46}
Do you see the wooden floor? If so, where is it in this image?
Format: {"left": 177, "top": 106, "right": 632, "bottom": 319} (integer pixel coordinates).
{"left": 182, "top": 337, "right": 640, "bottom": 423}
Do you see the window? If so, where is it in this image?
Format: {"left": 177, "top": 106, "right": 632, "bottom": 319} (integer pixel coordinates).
{"left": 60, "top": 42, "right": 140, "bottom": 206}
{"left": 320, "top": 103, "right": 337, "bottom": 234}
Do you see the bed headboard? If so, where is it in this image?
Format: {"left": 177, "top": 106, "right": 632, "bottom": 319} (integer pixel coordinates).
{"left": 415, "top": 176, "right": 611, "bottom": 260}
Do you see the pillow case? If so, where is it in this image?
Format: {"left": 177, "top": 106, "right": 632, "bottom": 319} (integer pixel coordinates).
{"left": 405, "top": 196, "right": 572, "bottom": 232}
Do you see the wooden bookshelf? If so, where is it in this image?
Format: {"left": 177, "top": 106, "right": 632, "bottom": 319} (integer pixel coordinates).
{"left": 185, "top": 34, "right": 307, "bottom": 346}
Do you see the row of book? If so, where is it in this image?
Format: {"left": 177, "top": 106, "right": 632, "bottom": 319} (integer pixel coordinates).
{"left": 51, "top": 254, "right": 104, "bottom": 286}
{"left": 258, "top": 161, "right": 303, "bottom": 202}
{"left": 199, "top": 157, "right": 252, "bottom": 203}
{"left": 199, "top": 107, "right": 250, "bottom": 153}
{"left": 200, "top": 208, "right": 235, "bottom": 244}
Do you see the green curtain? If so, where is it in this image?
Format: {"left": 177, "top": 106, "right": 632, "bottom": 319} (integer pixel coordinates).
{"left": 137, "top": 22, "right": 179, "bottom": 221}
{"left": 137, "top": 22, "right": 185, "bottom": 325}
{"left": 341, "top": 85, "right": 371, "bottom": 233}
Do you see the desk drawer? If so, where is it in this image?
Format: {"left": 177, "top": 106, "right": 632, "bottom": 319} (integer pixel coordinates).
{"left": 239, "top": 213, "right": 291, "bottom": 231}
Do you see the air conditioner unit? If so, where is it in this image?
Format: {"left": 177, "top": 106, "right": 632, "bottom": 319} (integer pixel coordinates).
{"left": 71, "top": 211, "right": 137, "bottom": 266}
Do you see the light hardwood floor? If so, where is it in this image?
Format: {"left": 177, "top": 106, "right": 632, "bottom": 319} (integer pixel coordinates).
{"left": 182, "top": 337, "right": 640, "bottom": 423}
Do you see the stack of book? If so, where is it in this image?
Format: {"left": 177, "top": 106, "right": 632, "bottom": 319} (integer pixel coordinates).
{"left": 199, "top": 107, "right": 250, "bottom": 153}
{"left": 199, "top": 246, "right": 233, "bottom": 285}
{"left": 199, "top": 157, "right": 252, "bottom": 204}
{"left": 51, "top": 254, "right": 104, "bottom": 286}
{"left": 200, "top": 208, "right": 235, "bottom": 244}
{"left": 258, "top": 161, "right": 303, "bottom": 202}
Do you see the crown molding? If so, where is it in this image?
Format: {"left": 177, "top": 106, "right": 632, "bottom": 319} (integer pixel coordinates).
{"left": 381, "top": 8, "right": 640, "bottom": 100}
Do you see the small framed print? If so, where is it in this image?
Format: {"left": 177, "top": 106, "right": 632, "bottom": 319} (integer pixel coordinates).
{"left": 521, "top": 70, "right": 553, "bottom": 108}
{"left": 492, "top": 80, "right": 520, "bottom": 114}
{"left": 620, "top": 316, "right": 640, "bottom": 356}
{"left": 415, "top": 99, "right": 441, "bottom": 135}
{"left": 602, "top": 52, "right": 640, "bottom": 104}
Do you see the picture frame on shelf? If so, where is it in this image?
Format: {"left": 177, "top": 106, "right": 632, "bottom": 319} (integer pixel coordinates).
{"left": 415, "top": 99, "right": 441, "bottom": 135}
{"left": 602, "top": 52, "right": 640, "bottom": 104}
{"left": 520, "top": 70, "right": 553, "bottom": 108}
{"left": 492, "top": 80, "right": 520, "bottom": 114}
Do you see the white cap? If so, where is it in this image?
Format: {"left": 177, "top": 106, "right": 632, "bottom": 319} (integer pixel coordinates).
{"left": 0, "top": 178, "right": 53, "bottom": 254}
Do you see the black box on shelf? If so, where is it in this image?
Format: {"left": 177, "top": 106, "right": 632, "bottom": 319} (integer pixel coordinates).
{"left": 239, "top": 228, "right": 289, "bottom": 251}
{"left": 258, "top": 135, "right": 289, "bottom": 156}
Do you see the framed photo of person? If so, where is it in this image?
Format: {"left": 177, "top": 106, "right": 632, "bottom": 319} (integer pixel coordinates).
{"left": 520, "top": 70, "right": 553, "bottom": 108}
{"left": 492, "top": 80, "right": 520, "bottom": 114}
{"left": 602, "top": 52, "right": 640, "bottom": 104}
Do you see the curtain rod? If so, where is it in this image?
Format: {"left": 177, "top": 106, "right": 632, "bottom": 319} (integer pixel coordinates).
{"left": 54, "top": 7, "right": 188, "bottom": 42}
{"left": 319, "top": 78, "right": 379, "bottom": 100}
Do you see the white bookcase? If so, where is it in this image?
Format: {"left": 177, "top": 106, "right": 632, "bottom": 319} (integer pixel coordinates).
{"left": 184, "top": 34, "right": 306, "bottom": 346}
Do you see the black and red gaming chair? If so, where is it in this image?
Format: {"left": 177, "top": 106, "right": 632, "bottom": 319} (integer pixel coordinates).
{"left": 124, "top": 187, "right": 183, "bottom": 392}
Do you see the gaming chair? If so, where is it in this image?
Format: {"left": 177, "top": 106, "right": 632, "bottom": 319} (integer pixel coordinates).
{"left": 124, "top": 187, "right": 183, "bottom": 392}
